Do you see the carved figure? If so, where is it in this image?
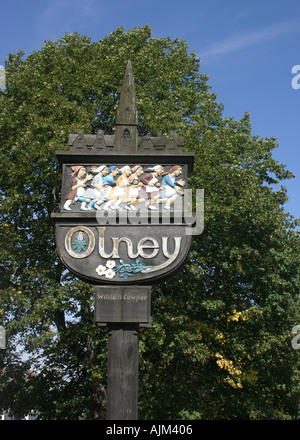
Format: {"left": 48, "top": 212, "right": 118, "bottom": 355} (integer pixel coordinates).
{"left": 140, "top": 165, "right": 164, "bottom": 210}
{"left": 101, "top": 165, "right": 122, "bottom": 211}
{"left": 127, "top": 165, "right": 146, "bottom": 208}
{"left": 113, "top": 165, "right": 139, "bottom": 211}
{"left": 63, "top": 166, "right": 93, "bottom": 211}
{"left": 82, "top": 165, "right": 110, "bottom": 210}
{"left": 159, "top": 165, "right": 185, "bottom": 211}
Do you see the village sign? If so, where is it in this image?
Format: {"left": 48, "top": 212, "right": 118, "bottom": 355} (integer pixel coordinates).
{"left": 52, "top": 61, "right": 195, "bottom": 287}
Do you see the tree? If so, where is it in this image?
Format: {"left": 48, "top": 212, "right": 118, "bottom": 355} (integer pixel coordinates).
{"left": 139, "top": 113, "right": 300, "bottom": 419}
{"left": 0, "top": 26, "right": 299, "bottom": 420}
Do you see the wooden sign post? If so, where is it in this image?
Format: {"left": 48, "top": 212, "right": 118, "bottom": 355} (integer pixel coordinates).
{"left": 52, "top": 61, "right": 194, "bottom": 420}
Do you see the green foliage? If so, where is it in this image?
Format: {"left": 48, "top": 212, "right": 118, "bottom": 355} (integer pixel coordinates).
{"left": 0, "top": 26, "right": 299, "bottom": 420}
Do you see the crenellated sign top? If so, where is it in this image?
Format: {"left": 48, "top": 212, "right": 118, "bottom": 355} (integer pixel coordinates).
{"left": 56, "top": 61, "right": 189, "bottom": 160}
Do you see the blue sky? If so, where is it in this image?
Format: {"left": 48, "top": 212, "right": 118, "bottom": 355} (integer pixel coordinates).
{"left": 0, "top": 0, "right": 299, "bottom": 222}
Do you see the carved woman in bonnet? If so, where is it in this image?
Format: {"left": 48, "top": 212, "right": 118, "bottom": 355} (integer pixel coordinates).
{"left": 63, "top": 166, "right": 93, "bottom": 211}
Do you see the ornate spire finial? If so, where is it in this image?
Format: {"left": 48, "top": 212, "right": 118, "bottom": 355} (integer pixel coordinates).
{"left": 114, "top": 60, "right": 138, "bottom": 152}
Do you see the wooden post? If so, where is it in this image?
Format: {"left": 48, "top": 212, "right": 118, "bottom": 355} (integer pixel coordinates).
{"left": 106, "top": 323, "right": 139, "bottom": 420}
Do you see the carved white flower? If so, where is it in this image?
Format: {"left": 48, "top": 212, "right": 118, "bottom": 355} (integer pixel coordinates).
{"left": 77, "top": 231, "right": 84, "bottom": 241}
{"left": 105, "top": 269, "right": 116, "bottom": 279}
{"left": 96, "top": 265, "right": 106, "bottom": 276}
{"left": 106, "top": 260, "right": 116, "bottom": 269}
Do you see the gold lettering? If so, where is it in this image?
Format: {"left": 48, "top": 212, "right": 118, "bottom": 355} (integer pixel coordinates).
{"left": 65, "top": 226, "right": 95, "bottom": 259}
{"left": 97, "top": 227, "right": 139, "bottom": 259}
{"left": 123, "top": 295, "right": 147, "bottom": 301}
{"left": 111, "top": 237, "right": 139, "bottom": 259}
{"left": 137, "top": 237, "right": 159, "bottom": 259}
{"left": 96, "top": 294, "right": 121, "bottom": 300}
